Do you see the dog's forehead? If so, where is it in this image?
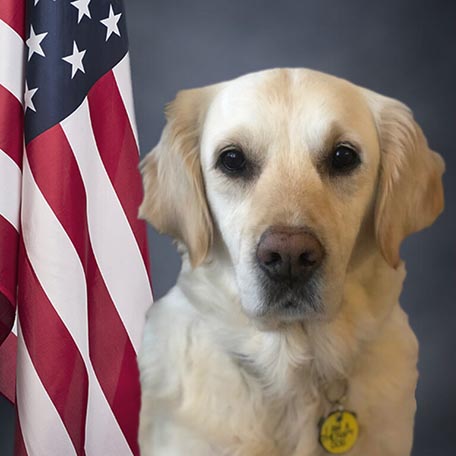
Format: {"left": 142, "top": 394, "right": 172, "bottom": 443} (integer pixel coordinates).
{"left": 204, "top": 69, "right": 372, "bottom": 145}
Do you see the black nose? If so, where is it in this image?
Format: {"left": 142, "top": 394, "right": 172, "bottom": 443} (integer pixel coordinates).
{"left": 256, "top": 226, "right": 324, "bottom": 283}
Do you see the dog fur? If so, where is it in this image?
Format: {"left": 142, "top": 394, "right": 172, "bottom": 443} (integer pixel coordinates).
{"left": 137, "top": 68, "right": 445, "bottom": 455}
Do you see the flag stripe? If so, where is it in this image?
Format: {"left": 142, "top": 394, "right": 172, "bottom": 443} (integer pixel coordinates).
{"left": 0, "top": 0, "right": 25, "bottom": 40}
{"left": 112, "top": 54, "right": 139, "bottom": 146}
{"left": 0, "top": 150, "right": 22, "bottom": 230}
{"left": 88, "top": 69, "right": 150, "bottom": 268}
{"left": 22, "top": 149, "right": 135, "bottom": 455}
{"left": 85, "top": 371, "right": 133, "bottom": 456}
{"left": 14, "top": 411, "right": 28, "bottom": 456}
{"left": 26, "top": 126, "right": 90, "bottom": 275}
{"left": 0, "top": 211, "right": 17, "bottom": 419}
{"left": 18, "top": 225, "right": 88, "bottom": 455}
{"left": 0, "top": 331, "right": 16, "bottom": 401}
{"left": 16, "top": 320, "right": 78, "bottom": 456}
{"left": 61, "top": 99, "right": 152, "bottom": 352}
{"left": 21, "top": 152, "right": 89, "bottom": 355}
{"left": 0, "top": 215, "right": 18, "bottom": 312}
{"left": 88, "top": 297, "right": 141, "bottom": 456}
{"left": 27, "top": 125, "right": 139, "bottom": 454}
{"left": 0, "top": 293, "right": 14, "bottom": 342}
{"left": 0, "top": 85, "right": 24, "bottom": 168}
{"left": 0, "top": 19, "right": 25, "bottom": 103}
{"left": 0, "top": 0, "right": 22, "bottom": 415}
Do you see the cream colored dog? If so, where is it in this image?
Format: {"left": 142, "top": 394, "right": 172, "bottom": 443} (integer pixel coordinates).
{"left": 137, "top": 68, "right": 444, "bottom": 456}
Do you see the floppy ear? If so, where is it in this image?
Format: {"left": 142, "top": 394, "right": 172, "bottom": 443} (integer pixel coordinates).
{"left": 139, "top": 86, "right": 217, "bottom": 268}
{"left": 365, "top": 91, "right": 445, "bottom": 268}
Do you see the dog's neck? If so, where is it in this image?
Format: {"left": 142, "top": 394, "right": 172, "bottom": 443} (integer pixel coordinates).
{"left": 177, "top": 242, "right": 406, "bottom": 397}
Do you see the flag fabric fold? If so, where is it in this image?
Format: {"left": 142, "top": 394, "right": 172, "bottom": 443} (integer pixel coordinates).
{"left": 0, "top": 1, "right": 152, "bottom": 454}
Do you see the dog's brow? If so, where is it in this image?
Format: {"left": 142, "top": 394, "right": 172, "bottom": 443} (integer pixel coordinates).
{"left": 304, "top": 120, "right": 362, "bottom": 156}
{"left": 213, "top": 126, "right": 265, "bottom": 157}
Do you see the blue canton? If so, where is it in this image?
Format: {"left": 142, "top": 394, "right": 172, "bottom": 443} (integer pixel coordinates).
{"left": 25, "top": 0, "right": 129, "bottom": 143}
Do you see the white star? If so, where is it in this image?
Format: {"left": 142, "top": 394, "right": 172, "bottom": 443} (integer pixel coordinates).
{"left": 100, "top": 5, "right": 122, "bottom": 41}
{"left": 71, "top": 0, "right": 91, "bottom": 24}
{"left": 26, "top": 25, "right": 47, "bottom": 61}
{"left": 24, "top": 83, "right": 38, "bottom": 112}
{"left": 62, "top": 41, "right": 86, "bottom": 79}
{"left": 34, "top": 0, "right": 39, "bottom": 5}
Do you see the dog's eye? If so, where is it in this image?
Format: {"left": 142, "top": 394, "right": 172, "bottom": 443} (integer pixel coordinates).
{"left": 330, "top": 145, "right": 361, "bottom": 173}
{"left": 218, "top": 148, "right": 247, "bottom": 174}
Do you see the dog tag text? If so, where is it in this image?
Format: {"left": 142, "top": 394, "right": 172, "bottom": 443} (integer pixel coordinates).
{"left": 319, "top": 410, "right": 359, "bottom": 454}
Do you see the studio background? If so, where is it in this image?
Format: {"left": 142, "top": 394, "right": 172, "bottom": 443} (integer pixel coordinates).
{"left": 1, "top": 0, "right": 455, "bottom": 454}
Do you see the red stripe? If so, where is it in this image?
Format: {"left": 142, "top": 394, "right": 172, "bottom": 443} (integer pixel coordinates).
{"left": 0, "top": 296, "right": 14, "bottom": 342}
{"left": 0, "top": 0, "right": 25, "bottom": 40}
{"left": 0, "top": 331, "right": 16, "bottom": 403}
{"left": 15, "top": 411, "right": 28, "bottom": 456}
{"left": 27, "top": 125, "right": 141, "bottom": 455}
{"left": 0, "top": 85, "right": 23, "bottom": 168}
{"left": 0, "top": 214, "right": 19, "bottom": 343}
{"left": 0, "top": 214, "right": 19, "bottom": 306}
{"left": 18, "top": 238, "right": 88, "bottom": 456}
{"left": 88, "top": 70, "right": 150, "bottom": 271}
{"left": 0, "top": 291, "right": 14, "bottom": 344}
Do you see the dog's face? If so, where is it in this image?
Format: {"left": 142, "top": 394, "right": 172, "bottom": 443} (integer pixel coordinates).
{"left": 199, "top": 71, "right": 383, "bottom": 323}
{"left": 140, "top": 69, "right": 444, "bottom": 324}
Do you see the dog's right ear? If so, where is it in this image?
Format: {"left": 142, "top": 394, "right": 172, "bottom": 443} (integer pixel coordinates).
{"left": 139, "top": 86, "right": 217, "bottom": 268}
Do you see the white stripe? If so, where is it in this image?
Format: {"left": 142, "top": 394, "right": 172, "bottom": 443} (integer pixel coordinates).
{"left": 11, "top": 312, "right": 17, "bottom": 336}
{"left": 21, "top": 154, "right": 133, "bottom": 455}
{"left": 16, "top": 321, "right": 77, "bottom": 456}
{"left": 0, "top": 149, "right": 22, "bottom": 230}
{"left": 0, "top": 19, "right": 25, "bottom": 103}
{"left": 61, "top": 99, "right": 152, "bottom": 351}
{"left": 112, "top": 53, "right": 139, "bottom": 148}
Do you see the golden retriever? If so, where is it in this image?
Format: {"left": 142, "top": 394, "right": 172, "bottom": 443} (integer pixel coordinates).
{"left": 137, "top": 68, "right": 444, "bottom": 455}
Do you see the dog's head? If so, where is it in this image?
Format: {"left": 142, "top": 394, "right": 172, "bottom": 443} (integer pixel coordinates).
{"left": 140, "top": 69, "right": 444, "bottom": 324}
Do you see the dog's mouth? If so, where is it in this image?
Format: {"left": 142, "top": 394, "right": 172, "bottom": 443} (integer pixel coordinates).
{"left": 255, "top": 270, "right": 324, "bottom": 322}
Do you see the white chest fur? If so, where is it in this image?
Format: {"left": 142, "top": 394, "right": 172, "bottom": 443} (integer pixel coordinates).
{"left": 138, "top": 261, "right": 418, "bottom": 456}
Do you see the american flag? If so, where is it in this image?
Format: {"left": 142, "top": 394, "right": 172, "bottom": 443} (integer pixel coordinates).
{"left": 0, "top": 0, "right": 153, "bottom": 454}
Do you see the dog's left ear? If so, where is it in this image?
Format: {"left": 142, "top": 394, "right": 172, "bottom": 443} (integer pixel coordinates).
{"left": 364, "top": 90, "right": 445, "bottom": 268}
{"left": 139, "top": 86, "right": 218, "bottom": 268}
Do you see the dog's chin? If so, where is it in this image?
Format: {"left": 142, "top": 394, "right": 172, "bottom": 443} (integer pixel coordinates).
{"left": 240, "top": 275, "right": 329, "bottom": 329}
{"left": 256, "top": 303, "right": 327, "bottom": 330}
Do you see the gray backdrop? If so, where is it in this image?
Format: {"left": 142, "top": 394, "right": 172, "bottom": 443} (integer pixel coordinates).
{"left": 1, "top": 0, "right": 455, "bottom": 454}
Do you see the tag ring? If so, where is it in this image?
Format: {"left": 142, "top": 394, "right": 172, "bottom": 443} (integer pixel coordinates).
{"left": 322, "top": 378, "right": 348, "bottom": 407}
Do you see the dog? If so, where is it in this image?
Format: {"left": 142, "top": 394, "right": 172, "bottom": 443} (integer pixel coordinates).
{"left": 137, "top": 68, "right": 445, "bottom": 455}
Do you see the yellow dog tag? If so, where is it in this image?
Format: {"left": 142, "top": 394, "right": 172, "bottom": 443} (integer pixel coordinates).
{"left": 319, "top": 409, "right": 359, "bottom": 454}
